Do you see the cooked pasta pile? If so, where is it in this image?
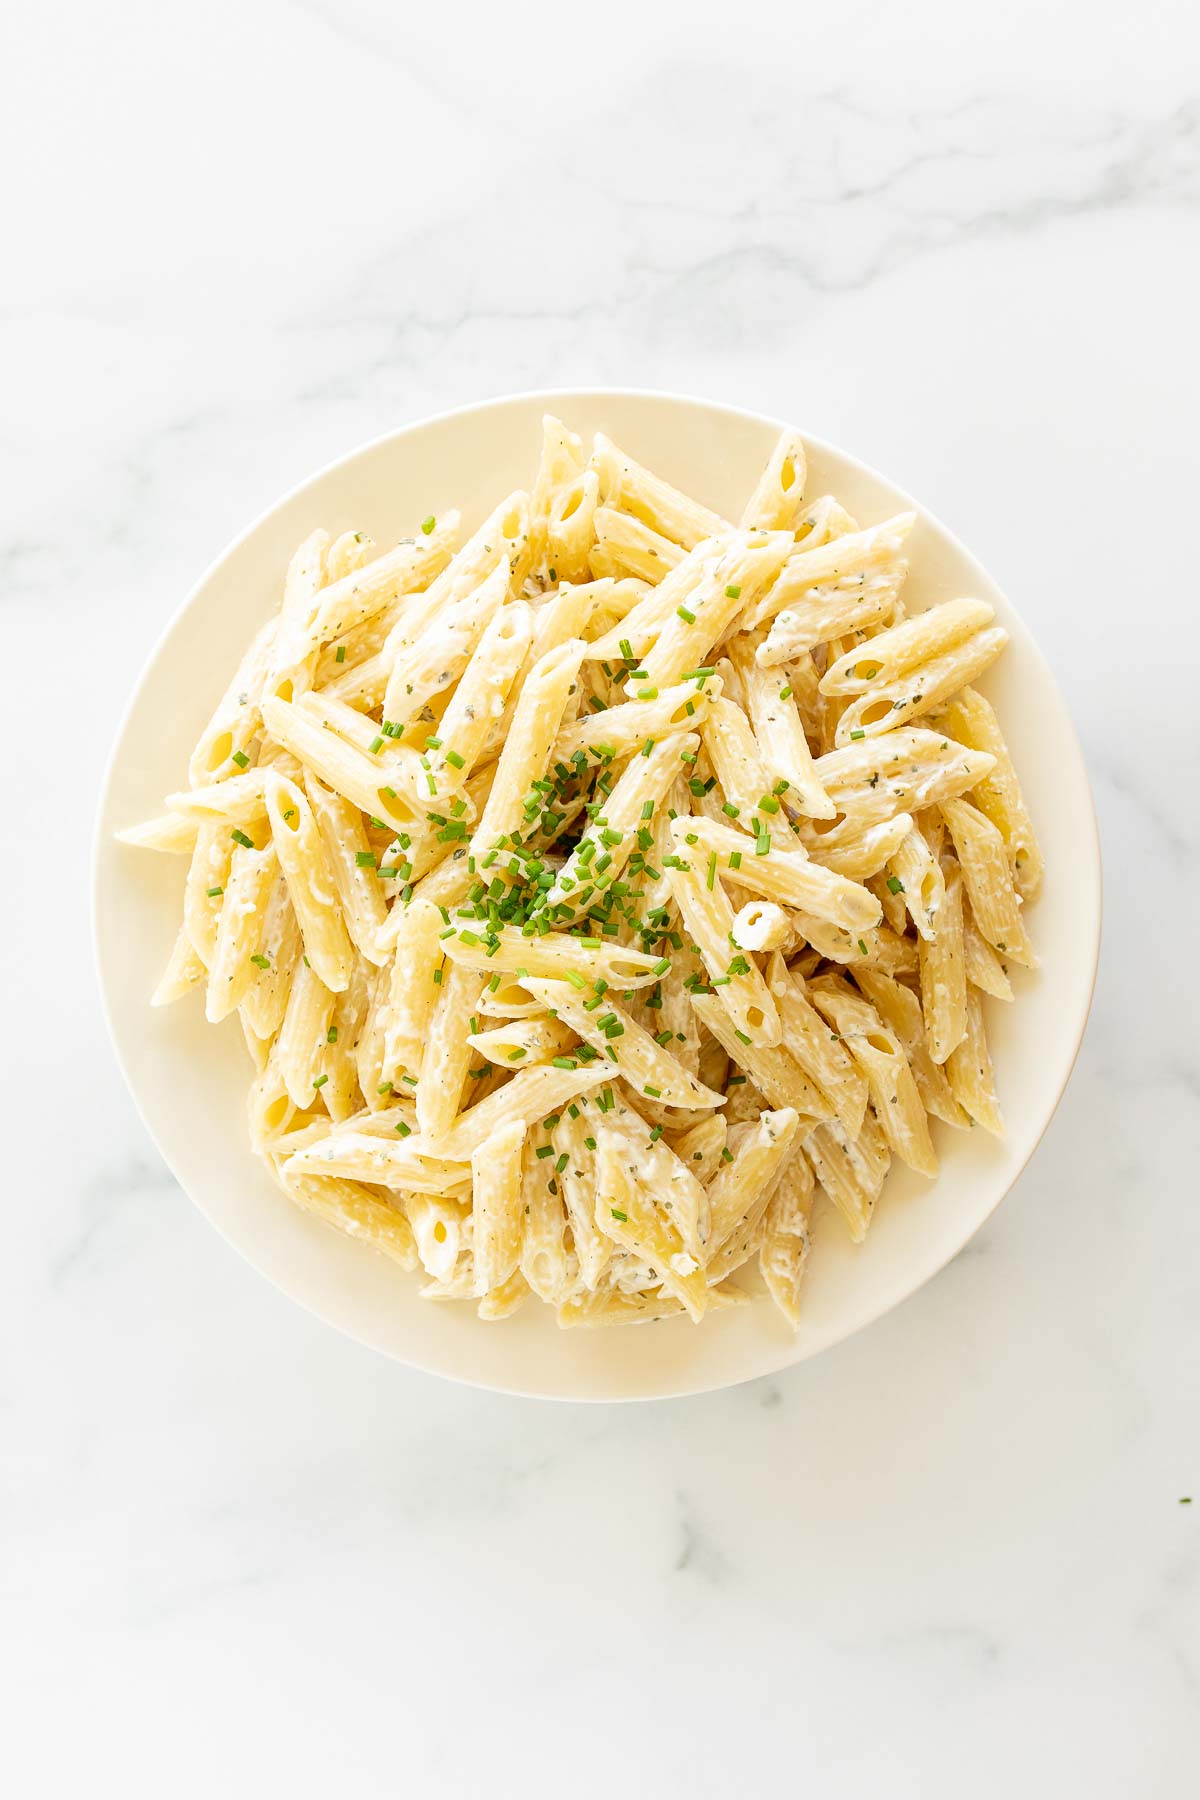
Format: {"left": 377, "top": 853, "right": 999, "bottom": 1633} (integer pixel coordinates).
{"left": 121, "top": 418, "right": 1042, "bottom": 1328}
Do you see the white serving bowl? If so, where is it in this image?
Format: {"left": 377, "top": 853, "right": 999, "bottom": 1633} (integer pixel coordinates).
{"left": 94, "top": 390, "right": 1101, "bottom": 1401}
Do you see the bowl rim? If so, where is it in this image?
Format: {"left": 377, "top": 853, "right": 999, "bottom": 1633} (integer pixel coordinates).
{"left": 92, "top": 385, "right": 1102, "bottom": 1401}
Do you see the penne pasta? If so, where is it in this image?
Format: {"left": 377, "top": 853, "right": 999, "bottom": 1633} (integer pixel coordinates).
{"left": 431, "top": 1063, "right": 612, "bottom": 1163}
{"left": 758, "top": 1150, "right": 816, "bottom": 1328}
{"left": 417, "top": 963, "right": 484, "bottom": 1143}
{"left": 264, "top": 770, "right": 354, "bottom": 991}
{"left": 522, "top": 976, "right": 723, "bottom": 1112}
{"left": 740, "top": 430, "right": 808, "bottom": 532}
{"left": 594, "top": 1130, "right": 708, "bottom": 1322}
{"left": 820, "top": 599, "right": 995, "bottom": 694}
{"left": 423, "top": 599, "right": 533, "bottom": 788}
{"left": 123, "top": 417, "right": 1041, "bottom": 1329}
{"left": 280, "top": 1170, "right": 419, "bottom": 1270}
{"left": 666, "top": 817, "right": 781, "bottom": 1047}
{"left": 204, "top": 841, "right": 279, "bottom": 1024}
{"left": 640, "top": 532, "right": 792, "bottom": 688}
{"left": 764, "top": 953, "right": 869, "bottom": 1138}
{"left": 519, "top": 1127, "right": 572, "bottom": 1303}
{"left": 803, "top": 1109, "right": 891, "bottom": 1243}
{"left": 689, "top": 992, "right": 830, "bottom": 1120}
{"left": 382, "top": 896, "right": 445, "bottom": 1085}
{"left": 668, "top": 1114, "right": 729, "bottom": 1186}
{"left": 885, "top": 819, "right": 946, "bottom": 941}
{"left": 756, "top": 571, "right": 905, "bottom": 665}
{"left": 151, "top": 926, "right": 207, "bottom": 1007}
{"left": 919, "top": 863, "right": 968, "bottom": 1064}
{"left": 850, "top": 964, "right": 969, "bottom": 1129}
{"left": 592, "top": 504, "right": 687, "bottom": 582}
{"left": 705, "top": 1108, "right": 800, "bottom": 1259}
{"left": 276, "top": 957, "right": 337, "bottom": 1110}
{"left": 806, "top": 976, "right": 938, "bottom": 1177}
{"left": 591, "top": 431, "right": 730, "bottom": 550}
{"left": 674, "top": 814, "right": 881, "bottom": 932}
{"left": 552, "top": 1108, "right": 611, "bottom": 1290}
{"left": 305, "top": 774, "right": 389, "bottom": 967}
{"left": 940, "top": 796, "right": 1036, "bottom": 967}
{"left": 929, "top": 687, "right": 1043, "bottom": 899}
{"left": 833, "top": 627, "right": 1009, "bottom": 745}
{"left": 946, "top": 985, "right": 1004, "bottom": 1136}
{"left": 467, "top": 1013, "right": 578, "bottom": 1070}
{"left": 118, "top": 812, "right": 200, "bottom": 855}
{"left": 727, "top": 636, "right": 835, "bottom": 818}
{"left": 743, "top": 512, "right": 916, "bottom": 630}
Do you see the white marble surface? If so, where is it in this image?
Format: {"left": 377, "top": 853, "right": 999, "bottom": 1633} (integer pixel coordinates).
{"left": 4, "top": 1, "right": 1199, "bottom": 1792}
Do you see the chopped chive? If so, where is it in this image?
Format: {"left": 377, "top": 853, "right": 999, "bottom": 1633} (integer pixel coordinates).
{"left": 250, "top": 953, "right": 271, "bottom": 969}
{"left": 551, "top": 1057, "right": 577, "bottom": 1071}
{"left": 335, "top": 645, "right": 346, "bottom": 663}
{"left": 706, "top": 852, "right": 717, "bottom": 892}
{"left": 644, "top": 1084, "right": 661, "bottom": 1098}
{"left": 886, "top": 875, "right": 905, "bottom": 895}
{"left": 778, "top": 685, "right": 791, "bottom": 700}
{"left": 445, "top": 749, "right": 465, "bottom": 769}
{"left": 724, "top": 583, "right": 741, "bottom": 599}
{"left": 722, "top": 801, "right": 740, "bottom": 818}
{"left": 858, "top": 939, "right": 868, "bottom": 955}
{"left": 610, "top": 1208, "right": 628, "bottom": 1222}
{"left": 231, "top": 750, "right": 250, "bottom": 769}
{"left": 326, "top": 1026, "right": 338, "bottom": 1043}
{"left": 676, "top": 606, "right": 696, "bottom": 624}
{"left": 421, "top": 514, "right": 436, "bottom": 535}
{"left": 368, "top": 735, "right": 384, "bottom": 754}
{"left": 355, "top": 850, "right": 376, "bottom": 867}
{"left": 735, "top": 1029, "right": 751, "bottom": 1045}
{"left": 850, "top": 729, "right": 865, "bottom": 740}
{"left": 534, "top": 1143, "right": 554, "bottom": 1158}
{"left": 721, "top": 1146, "right": 734, "bottom": 1164}
{"left": 206, "top": 885, "right": 224, "bottom": 898}
{"left": 757, "top": 793, "right": 780, "bottom": 814}
{"left": 554, "top": 1152, "right": 569, "bottom": 1174}
{"left": 395, "top": 1119, "right": 411, "bottom": 1136}
{"left": 312, "top": 1074, "right": 328, "bottom": 1089}
{"left": 231, "top": 829, "right": 254, "bottom": 849}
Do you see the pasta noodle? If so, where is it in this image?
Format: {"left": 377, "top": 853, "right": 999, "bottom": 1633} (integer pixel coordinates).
{"left": 120, "top": 414, "right": 1041, "bottom": 1330}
